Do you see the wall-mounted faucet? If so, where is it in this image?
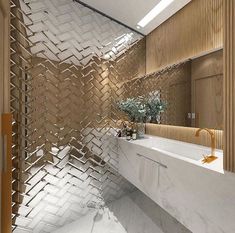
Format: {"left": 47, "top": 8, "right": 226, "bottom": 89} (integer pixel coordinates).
{"left": 195, "top": 128, "right": 218, "bottom": 163}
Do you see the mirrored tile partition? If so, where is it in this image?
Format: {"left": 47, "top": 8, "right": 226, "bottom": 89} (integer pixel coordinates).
{"left": 10, "top": 0, "right": 145, "bottom": 232}
{"left": 10, "top": 0, "right": 197, "bottom": 232}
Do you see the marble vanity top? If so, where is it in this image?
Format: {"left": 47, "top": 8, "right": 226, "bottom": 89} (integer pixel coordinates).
{"left": 118, "top": 134, "right": 224, "bottom": 173}
{"left": 117, "top": 134, "right": 235, "bottom": 233}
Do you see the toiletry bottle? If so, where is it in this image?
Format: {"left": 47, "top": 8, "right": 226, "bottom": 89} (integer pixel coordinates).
{"left": 116, "top": 129, "right": 121, "bottom": 137}
{"left": 132, "top": 129, "right": 137, "bottom": 140}
{"left": 126, "top": 128, "right": 131, "bottom": 140}
{"left": 121, "top": 123, "right": 127, "bottom": 137}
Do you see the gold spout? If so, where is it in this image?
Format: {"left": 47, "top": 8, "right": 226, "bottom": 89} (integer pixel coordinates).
{"left": 195, "top": 128, "right": 218, "bottom": 163}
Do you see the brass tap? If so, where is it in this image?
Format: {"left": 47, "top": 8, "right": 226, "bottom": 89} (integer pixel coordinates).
{"left": 195, "top": 128, "right": 217, "bottom": 163}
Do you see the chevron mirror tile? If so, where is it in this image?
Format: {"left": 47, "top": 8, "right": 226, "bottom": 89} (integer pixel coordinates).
{"left": 10, "top": 0, "right": 192, "bottom": 232}
{"left": 10, "top": 0, "right": 145, "bottom": 232}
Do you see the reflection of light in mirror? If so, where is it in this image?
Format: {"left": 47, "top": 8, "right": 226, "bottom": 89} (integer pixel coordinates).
{"left": 103, "top": 33, "right": 134, "bottom": 60}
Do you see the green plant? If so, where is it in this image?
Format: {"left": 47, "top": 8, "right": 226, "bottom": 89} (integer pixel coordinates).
{"left": 145, "top": 92, "right": 167, "bottom": 123}
{"left": 117, "top": 92, "right": 167, "bottom": 123}
{"left": 117, "top": 97, "right": 146, "bottom": 122}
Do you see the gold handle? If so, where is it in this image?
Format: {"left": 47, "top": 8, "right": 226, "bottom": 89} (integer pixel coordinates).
{"left": 2, "top": 134, "right": 7, "bottom": 172}
{"left": 2, "top": 113, "right": 12, "bottom": 172}
{"left": 1, "top": 113, "right": 12, "bottom": 233}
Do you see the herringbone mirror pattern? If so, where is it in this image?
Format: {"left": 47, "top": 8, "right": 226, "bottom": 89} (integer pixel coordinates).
{"left": 10, "top": 0, "right": 192, "bottom": 232}
{"left": 118, "top": 61, "right": 191, "bottom": 126}
{"left": 10, "top": 0, "right": 145, "bottom": 232}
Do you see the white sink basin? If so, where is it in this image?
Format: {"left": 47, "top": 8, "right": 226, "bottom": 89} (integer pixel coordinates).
{"left": 116, "top": 134, "right": 234, "bottom": 233}
{"left": 119, "top": 135, "right": 223, "bottom": 173}
{"left": 131, "top": 135, "right": 216, "bottom": 160}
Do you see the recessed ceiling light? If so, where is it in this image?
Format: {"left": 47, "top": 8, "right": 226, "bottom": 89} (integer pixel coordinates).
{"left": 136, "top": 25, "right": 141, "bottom": 29}
{"left": 137, "top": 0, "right": 175, "bottom": 28}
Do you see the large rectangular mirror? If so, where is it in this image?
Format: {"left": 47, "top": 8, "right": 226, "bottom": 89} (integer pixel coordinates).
{"left": 119, "top": 49, "right": 223, "bottom": 130}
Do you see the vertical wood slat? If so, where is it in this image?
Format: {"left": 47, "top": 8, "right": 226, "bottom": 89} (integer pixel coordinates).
{"left": 146, "top": 123, "right": 223, "bottom": 150}
{"left": 224, "top": 0, "right": 235, "bottom": 172}
{"left": 146, "top": 0, "right": 223, "bottom": 73}
{"left": 0, "top": 0, "right": 10, "bottom": 113}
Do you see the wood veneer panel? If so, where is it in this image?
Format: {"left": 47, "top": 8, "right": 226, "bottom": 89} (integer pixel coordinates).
{"left": 146, "top": 123, "right": 223, "bottom": 150}
{"left": 191, "top": 50, "right": 223, "bottom": 129}
{"left": 0, "top": 0, "right": 11, "bottom": 232}
{"left": 146, "top": 0, "right": 223, "bottom": 73}
{"left": 224, "top": 0, "right": 235, "bottom": 172}
{"left": 194, "top": 75, "right": 223, "bottom": 129}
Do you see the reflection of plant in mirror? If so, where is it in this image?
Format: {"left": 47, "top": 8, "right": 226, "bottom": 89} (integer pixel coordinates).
{"left": 117, "top": 97, "right": 146, "bottom": 122}
{"left": 117, "top": 93, "right": 167, "bottom": 124}
{"left": 146, "top": 92, "right": 167, "bottom": 123}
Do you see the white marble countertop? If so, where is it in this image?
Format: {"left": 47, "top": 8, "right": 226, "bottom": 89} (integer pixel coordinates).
{"left": 117, "top": 134, "right": 224, "bottom": 174}
{"left": 117, "top": 134, "right": 235, "bottom": 233}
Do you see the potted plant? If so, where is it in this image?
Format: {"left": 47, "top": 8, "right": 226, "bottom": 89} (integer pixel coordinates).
{"left": 117, "top": 93, "right": 167, "bottom": 137}
{"left": 117, "top": 97, "right": 146, "bottom": 122}
{"left": 117, "top": 97, "right": 146, "bottom": 137}
{"left": 145, "top": 92, "right": 167, "bottom": 124}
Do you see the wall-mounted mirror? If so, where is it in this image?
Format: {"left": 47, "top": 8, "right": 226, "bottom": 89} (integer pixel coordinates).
{"left": 119, "top": 49, "right": 223, "bottom": 130}
{"left": 190, "top": 49, "right": 223, "bottom": 130}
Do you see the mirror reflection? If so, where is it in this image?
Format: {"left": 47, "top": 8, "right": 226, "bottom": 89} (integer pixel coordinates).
{"left": 118, "top": 49, "right": 223, "bottom": 130}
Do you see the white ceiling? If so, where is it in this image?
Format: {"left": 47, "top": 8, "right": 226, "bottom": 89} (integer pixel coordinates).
{"left": 80, "top": 0, "right": 192, "bottom": 35}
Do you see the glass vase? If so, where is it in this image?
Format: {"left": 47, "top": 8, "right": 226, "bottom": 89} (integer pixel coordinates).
{"left": 137, "top": 122, "right": 145, "bottom": 138}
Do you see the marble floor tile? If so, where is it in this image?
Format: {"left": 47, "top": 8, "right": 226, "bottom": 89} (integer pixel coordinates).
{"left": 53, "top": 190, "right": 191, "bottom": 233}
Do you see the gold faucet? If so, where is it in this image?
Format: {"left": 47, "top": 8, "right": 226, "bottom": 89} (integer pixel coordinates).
{"left": 195, "top": 128, "right": 218, "bottom": 163}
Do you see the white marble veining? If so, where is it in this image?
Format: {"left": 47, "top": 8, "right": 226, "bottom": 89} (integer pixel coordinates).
{"left": 108, "top": 191, "right": 190, "bottom": 233}
{"left": 53, "top": 190, "right": 190, "bottom": 233}
{"left": 120, "top": 135, "right": 223, "bottom": 173}
{"left": 118, "top": 135, "right": 235, "bottom": 233}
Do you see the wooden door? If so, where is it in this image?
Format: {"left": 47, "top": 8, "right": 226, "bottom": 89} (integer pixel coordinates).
{"left": 0, "top": 1, "right": 11, "bottom": 233}
{"left": 194, "top": 75, "right": 223, "bottom": 129}
{"left": 191, "top": 50, "right": 223, "bottom": 129}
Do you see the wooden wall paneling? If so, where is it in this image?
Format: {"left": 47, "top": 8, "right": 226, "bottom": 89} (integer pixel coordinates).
{"left": 0, "top": 0, "right": 10, "bottom": 113}
{"left": 146, "top": 0, "right": 223, "bottom": 73}
{"left": 191, "top": 50, "right": 223, "bottom": 129}
{"left": 191, "top": 50, "right": 223, "bottom": 79}
{"left": 194, "top": 75, "right": 223, "bottom": 129}
{"left": 146, "top": 123, "right": 223, "bottom": 150}
{"left": 0, "top": 7, "right": 3, "bottom": 233}
{"left": 224, "top": 0, "right": 235, "bottom": 172}
{"left": 168, "top": 80, "right": 191, "bottom": 127}
{"left": 0, "top": 0, "right": 11, "bottom": 232}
